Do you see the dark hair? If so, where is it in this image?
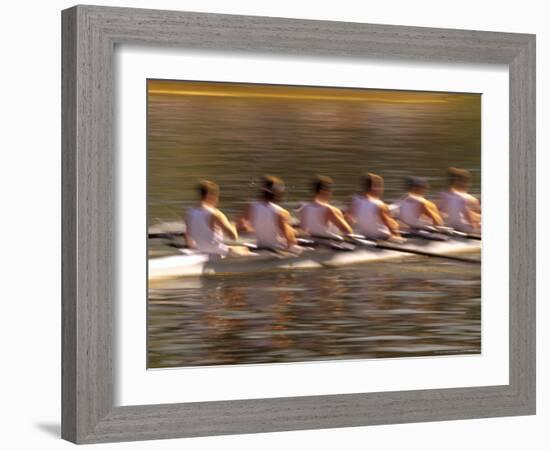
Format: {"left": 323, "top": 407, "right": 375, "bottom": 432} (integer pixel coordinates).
{"left": 406, "top": 176, "right": 429, "bottom": 191}
{"left": 197, "top": 179, "right": 219, "bottom": 200}
{"left": 362, "top": 172, "right": 383, "bottom": 192}
{"left": 261, "top": 175, "right": 285, "bottom": 202}
{"left": 312, "top": 175, "right": 334, "bottom": 194}
{"left": 447, "top": 167, "right": 472, "bottom": 185}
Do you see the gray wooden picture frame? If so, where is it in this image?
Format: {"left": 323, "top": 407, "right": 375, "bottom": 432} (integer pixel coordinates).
{"left": 61, "top": 4, "right": 536, "bottom": 444}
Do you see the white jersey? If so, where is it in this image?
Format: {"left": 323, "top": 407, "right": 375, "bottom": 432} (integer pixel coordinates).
{"left": 249, "top": 201, "right": 286, "bottom": 248}
{"left": 351, "top": 195, "right": 390, "bottom": 240}
{"left": 299, "top": 201, "right": 339, "bottom": 238}
{"left": 398, "top": 194, "right": 427, "bottom": 228}
{"left": 185, "top": 206, "right": 228, "bottom": 255}
{"left": 439, "top": 190, "right": 473, "bottom": 232}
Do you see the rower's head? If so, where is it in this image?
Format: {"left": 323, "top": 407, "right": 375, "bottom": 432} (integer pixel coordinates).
{"left": 197, "top": 179, "right": 219, "bottom": 206}
{"left": 312, "top": 175, "right": 334, "bottom": 200}
{"left": 362, "top": 172, "right": 384, "bottom": 197}
{"left": 406, "top": 176, "right": 429, "bottom": 196}
{"left": 447, "top": 167, "right": 472, "bottom": 191}
{"left": 261, "top": 175, "right": 285, "bottom": 203}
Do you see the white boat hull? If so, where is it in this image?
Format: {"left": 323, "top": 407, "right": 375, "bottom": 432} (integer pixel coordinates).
{"left": 148, "top": 237, "right": 481, "bottom": 281}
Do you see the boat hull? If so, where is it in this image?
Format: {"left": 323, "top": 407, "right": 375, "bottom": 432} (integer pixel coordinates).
{"left": 148, "top": 237, "right": 481, "bottom": 281}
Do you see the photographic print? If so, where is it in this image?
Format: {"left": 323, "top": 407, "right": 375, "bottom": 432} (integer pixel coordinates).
{"left": 147, "top": 79, "right": 481, "bottom": 369}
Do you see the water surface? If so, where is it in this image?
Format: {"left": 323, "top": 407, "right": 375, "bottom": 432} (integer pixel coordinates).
{"left": 147, "top": 80, "right": 481, "bottom": 368}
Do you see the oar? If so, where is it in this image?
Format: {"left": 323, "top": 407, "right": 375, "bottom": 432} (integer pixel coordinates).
{"left": 149, "top": 222, "right": 482, "bottom": 242}
{"left": 166, "top": 238, "right": 314, "bottom": 258}
{"left": 408, "top": 226, "right": 482, "bottom": 241}
{"left": 152, "top": 230, "right": 481, "bottom": 242}
{"left": 446, "top": 230, "right": 481, "bottom": 240}
{"left": 309, "top": 235, "right": 357, "bottom": 251}
{"left": 149, "top": 231, "right": 184, "bottom": 239}
{"left": 347, "top": 235, "right": 480, "bottom": 264}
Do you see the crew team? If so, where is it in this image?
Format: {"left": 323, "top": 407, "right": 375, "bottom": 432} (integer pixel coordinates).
{"left": 184, "top": 168, "right": 481, "bottom": 255}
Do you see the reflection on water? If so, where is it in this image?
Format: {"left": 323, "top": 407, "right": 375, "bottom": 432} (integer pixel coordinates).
{"left": 148, "top": 258, "right": 480, "bottom": 368}
{"left": 147, "top": 81, "right": 481, "bottom": 368}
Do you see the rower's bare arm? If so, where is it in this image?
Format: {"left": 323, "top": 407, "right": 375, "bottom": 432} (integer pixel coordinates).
{"left": 465, "top": 206, "right": 481, "bottom": 229}
{"left": 468, "top": 196, "right": 481, "bottom": 224}
{"left": 213, "top": 209, "right": 238, "bottom": 241}
{"left": 328, "top": 206, "right": 352, "bottom": 234}
{"left": 345, "top": 199, "right": 357, "bottom": 224}
{"left": 470, "top": 196, "right": 482, "bottom": 214}
{"left": 380, "top": 204, "right": 400, "bottom": 235}
{"left": 278, "top": 210, "right": 297, "bottom": 247}
{"left": 471, "top": 210, "right": 481, "bottom": 226}
{"left": 236, "top": 204, "right": 253, "bottom": 232}
{"left": 297, "top": 206, "right": 306, "bottom": 231}
{"left": 182, "top": 218, "right": 195, "bottom": 248}
{"left": 436, "top": 194, "right": 447, "bottom": 218}
{"left": 423, "top": 200, "right": 444, "bottom": 226}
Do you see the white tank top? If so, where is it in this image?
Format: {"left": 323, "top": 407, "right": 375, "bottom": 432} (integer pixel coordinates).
{"left": 398, "top": 194, "right": 425, "bottom": 228}
{"left": 352, "top": 195, "right": 390, "bottom": 239}
{"left": 186, "top": 206, "right": 228, "bottom": 255}
{"left": 439, "top": 190, "right": 471, "bottom": 232}
{"left": 300, "top": 201, "right": 339, "bottom": 238}
{"left": 249, "top": 201, "right": 286, "bottom": 248}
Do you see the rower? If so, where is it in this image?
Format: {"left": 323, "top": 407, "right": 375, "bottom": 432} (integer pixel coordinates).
{"left": 299, "top": 175, "right": 352, "bottom": 239}
{"left": 438, "top": 167, "right": 481, "bottom": 232}
{"left": 397, "top": 176, "right": 443, "bottom": 229}
{"left": 184, "top": 180, "right": 238, "bottom": 256}
{"left": 238, "top": 175, "right": 297, "bottom": 249}
{"left": 347, "top": 173, "right": 400, "bottom": 240}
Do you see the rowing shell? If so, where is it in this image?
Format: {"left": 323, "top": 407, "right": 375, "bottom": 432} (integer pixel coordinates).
{"left": 148, "top": 236, "right": 481, "bottom": 281}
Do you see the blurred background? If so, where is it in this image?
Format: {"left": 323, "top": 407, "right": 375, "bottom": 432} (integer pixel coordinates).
{"left": 148, "top": 80, "right": 481, "bottom": 222}
{"left": 147, "top": 79, "right": 481, "bottom": 368}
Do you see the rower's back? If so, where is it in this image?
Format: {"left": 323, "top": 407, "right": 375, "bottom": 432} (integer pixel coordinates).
{"left": 186, "top": 205, "right": 228, "bottom": 255}
{"left": 300, "top": 202, "right": 338, "bottom": 238}
{"left": 397, "top": 176, "right": 437, "bottom": 228}
{"left": 249, "top": 201, "right": 285, "bottom": 248}
{"left": 352, "top": 195, "right": 390, "bottom": 239}
{"left": 439, "top": 167, "right": 480, "bottom": 232}
{"left": 398, "top": 193, "right": 425, "bottom": 228}
{"left": 439, "top": 190, "right": 470, "bottom": 231}
{"left": 185, "top": 180, "right": 230, "bottom": 255}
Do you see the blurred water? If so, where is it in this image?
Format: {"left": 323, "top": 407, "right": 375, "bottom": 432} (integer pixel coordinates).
{"left": 147, "top": 82, "right": 481, "bottom": 368}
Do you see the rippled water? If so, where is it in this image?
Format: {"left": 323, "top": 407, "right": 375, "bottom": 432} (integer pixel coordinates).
{"left": 147, "top": 81, "right": 481, "bottom": 368}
